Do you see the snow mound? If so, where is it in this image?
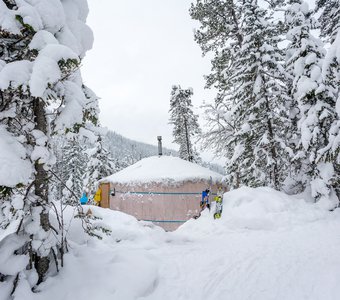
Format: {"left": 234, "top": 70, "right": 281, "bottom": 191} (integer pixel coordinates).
{"left": 55, "top": 206, "right": 165, "bottom": 300}
{"left": 178, "top": 187, "right": 331, "bottom": 234}
{"left": 2, "top": 204, "right": 165, "bottom": 300}
{"left": 56, "top": 205, "right": 166, "bottom": 248}
{"left": 3, "top": 194, "right": 340, "bottom": 300}
{"left": 102, "top": 155, "right": 222, "bottom": 185}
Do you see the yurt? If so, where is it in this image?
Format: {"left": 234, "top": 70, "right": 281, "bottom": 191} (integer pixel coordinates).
{"left": 99, "top": 155, "right": 225, "bottom": 231}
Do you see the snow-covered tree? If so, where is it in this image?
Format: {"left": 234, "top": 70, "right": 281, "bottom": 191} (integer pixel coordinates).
{"left": 285, "top": 1, "right": 338, "bottom": 206}
{"left": 0, "top": 0, "right": 96, "bottom": 295}
{"left": 315, "top": 0, "right": 340, "bottom": 44}
{"left": 192, "top": 0, "right": 290, "bottom": 189}
{"left": 316, "top": 0, "right": 340, "bottom": 203}
{"left": 61, "top": 138, "right": 88, "bottom": 202}
{"left": 84, "top": 138, "right": 117, "bottom": 196}
{"left": 284, "top": 0, "right": 322, "bottom": 192}
{"left": 321, "top": 30, "right": 340, "bottom": 202}
{"left": 169, "top": 85, "right": 201, "bottom": 163}
{"left": 190, "top": 0, "right": 242, "bottom": 104}
{"left": 229, "top": 0, "right": 290, "bottom": 189}
{"left": 190, "top": 0, "right": 243, "bottom": 184}
{"left": 50, "top": 136, "right": 67, "bottom": 200}
{"left": 78, "top": 87, "right": 118, "bottom": 196}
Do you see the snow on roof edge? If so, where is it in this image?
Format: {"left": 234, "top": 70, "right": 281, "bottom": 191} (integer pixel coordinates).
{"left": 100, "top": 156, "right": 223, "bottom": 185}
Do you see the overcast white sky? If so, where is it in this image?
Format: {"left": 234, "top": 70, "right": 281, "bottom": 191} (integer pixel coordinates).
{"left": 82, "top": 0, "right": 215, "bottom": 154}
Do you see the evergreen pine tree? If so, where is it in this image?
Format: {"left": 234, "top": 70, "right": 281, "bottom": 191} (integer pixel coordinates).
{"left": 62, "top": 137, "right": 88, "bottom": 203}
{"left": 190, "top": 0, "right": 242, "bottom": 105}
{"left": 0, "top": 0, "right": 98, "bottom": 293}
{"left": 51, "top": 136, "right": 67, "bottom": 200}
{"left": 315, "top": 0, "right": 340, "bottom": 43}
{"left": 320, "top": 22, "right": 340, "bottom": 202}
{"left": 228, "top": 0, "right": 290, "bottom": 189}
{"left": 191, "top": 0, "right": 291, "bottom": 189}
{"left": 169, "top": 85, "right": 201, "bottom": 163}
{"left": 190, "top": 0, "right": 244, "bottom": 184}
{"left": 84, "top": 138, "right": 117, "bottom": 196}
{"left": 284, "top": 0, "right": 321, "bottom": 192}
{"left": 285, "top": 1, "right": 338, "bottom": 206}
{"left": 80, "top": 87, "right": 118, "bottom": 195}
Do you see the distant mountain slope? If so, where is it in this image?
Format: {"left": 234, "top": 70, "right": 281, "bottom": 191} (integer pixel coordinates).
{"left": 104, "top": 131, "right": 176, "bottom": 164}
{"left": 103, "top": 130, "right": 225, "bottom": 175}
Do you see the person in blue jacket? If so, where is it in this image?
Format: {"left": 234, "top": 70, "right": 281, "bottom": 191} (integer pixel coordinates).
{"left": 200, "top": 189, "right": 210, "bottom": 211}
{"left": 80, "top": 191, "right": 88, "bottom": 205}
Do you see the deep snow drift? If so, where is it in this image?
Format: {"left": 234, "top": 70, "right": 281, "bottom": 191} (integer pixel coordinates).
{"left": 2, "top": 187, "right": 340, "bottom": 300}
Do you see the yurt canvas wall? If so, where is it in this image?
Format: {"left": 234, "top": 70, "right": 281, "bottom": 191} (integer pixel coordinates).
{"left": 100, "top": 156, "right": 224, "bottom": 231}
{"left": 107, "top": 181, "right": 222, "bottom": 231}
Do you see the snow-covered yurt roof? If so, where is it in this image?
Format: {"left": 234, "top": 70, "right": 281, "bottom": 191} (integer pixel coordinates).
{"left": 102, "top": 156, "right": 223, "bottom": 185}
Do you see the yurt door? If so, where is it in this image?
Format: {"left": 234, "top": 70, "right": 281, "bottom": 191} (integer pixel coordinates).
{"left": 100, "top": 183, "right": 110, "bottom": 208}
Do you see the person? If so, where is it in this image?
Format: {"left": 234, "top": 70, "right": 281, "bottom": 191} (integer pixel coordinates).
{"left": 94, "top": 187, "right": 102, "bottom": 206}
{"left": 80, "top": 191, "right": 88, "bottom": 205}
{"left": 200, "top": 189, "right": 210, "bottom": 211}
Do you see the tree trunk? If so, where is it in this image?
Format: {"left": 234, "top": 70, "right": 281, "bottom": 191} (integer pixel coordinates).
{"left": 32, "top": 97, "right": 50, "bottom": 284}
{"left": 184, "top": 119, "right": 192, "bottom": 162}
{"left": 230, "top": 0, "right": 243, "bottom": 47}
{"left": 261, "top": 75, "right": 279, "bottom": 189}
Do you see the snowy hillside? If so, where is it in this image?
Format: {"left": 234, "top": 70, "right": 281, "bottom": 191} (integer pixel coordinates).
{"left": 104, "top": 130, "right": 176, "bottom": 164}
{"left": 103, "top": 130, "right": 225, "bottom": 175}
{"left": 3, "top": 187, "right": 340, "bottom": 300}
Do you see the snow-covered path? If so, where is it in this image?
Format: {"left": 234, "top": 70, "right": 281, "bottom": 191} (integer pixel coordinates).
{"left": 147, "top": 217, "right": 340, "bottom": 300}
{"left": 7, "top": 187, "right": 340, "bottom": 300}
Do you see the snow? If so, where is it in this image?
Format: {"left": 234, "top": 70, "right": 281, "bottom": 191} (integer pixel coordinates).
{"left": 0, "top": 126, "right": 33, "bottom": 187}
{"left": 102, "top": 155, "right": 223, "bottom": 185}
{"left": 179, "top": 187, "right": 329, "bottom": 233}
{"left": 0, "top": 61, "right": 32, "bottom": 90}
{"left": 0, "top": 234, "right": 29, "bottom": 276}
{"left": 30, "top": 145, "right": 51, "bottom": 164}
{"left": 54, "top": 80, "right": 87, "bottom": 131}
{"left": 16, "top": 0, "right": 65, "bottom": 34}
{"left": 62, "top": 0, "right": 89, "bottom": 22}
{"left": 29, "top": 30, "right": 59, "bottom": 51}
{"left": 29, "top": 56, "right": 61, "bottom": 97}
{"left": 2, "top": 187, "right": 340, "bottom": 300}
{"left": 295, "top": 74, "right": 318, "bottom": 100}
{"left": 0, "top": 0, "right": 21, "bottom": 34}
{"left": 78, "top": 127, "right": 98, "bottom": 144}
{"left": 59, "top": 0, "right": 94, "bottom": 57}
{"left": 323, "top": 30, "right": 340, "bottom": 116}
{"left": 0, "top": 0, "right": 93, "bottom": 99}
{"left": 30, "top": 44, "right": 79, "bottom": 97}
{"left": 0, "top": 205, "right": 164, "bottom": 300}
